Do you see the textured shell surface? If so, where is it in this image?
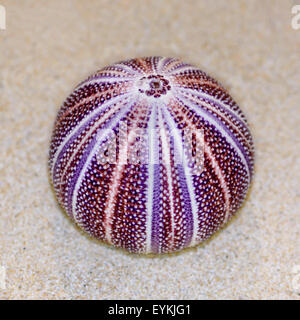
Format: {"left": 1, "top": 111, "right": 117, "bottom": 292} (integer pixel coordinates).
{"left": 49, "top": 56, "right": 254, "bottom": 254}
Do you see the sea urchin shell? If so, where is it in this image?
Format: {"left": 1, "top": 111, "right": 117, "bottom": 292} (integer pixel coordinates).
{"left": 49, "top": 56, "right": 254, "bottom": 254}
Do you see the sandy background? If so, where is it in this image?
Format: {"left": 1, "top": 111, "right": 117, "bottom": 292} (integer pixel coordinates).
{"left": 0, "top": 0, "right": 299, "bottom": 299}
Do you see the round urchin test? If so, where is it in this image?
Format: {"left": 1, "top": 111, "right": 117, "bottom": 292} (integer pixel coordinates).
{"left": 49, "top": 56, "right": 254, "bottom": 254}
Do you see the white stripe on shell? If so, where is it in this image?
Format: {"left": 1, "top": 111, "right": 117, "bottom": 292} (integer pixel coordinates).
{"left": 162, "top": 106, "right": 199, "bottom": 247}
{"left": 102, "top": 102, "right": 141, "bottom": 244}
{"left": 170, "top": 97, "right": 232, "bottom": 225}
{"left": 58, "top": 97, "right": 132, "bottom": 194}
{"left": 168, "top": 65, "right": 196, "bottom": 76}
{"left": 75, "top": 76, "right": 135, "bottom": 91}
{"left": 145, "top": 104, "right": 158, "bottom": 253}
{"left": 113, "top": 63, "right": 141, "bottom": 76}
{"left": 157, "top": 105, "right": 175, "bottom": 250}
{"left": 51, "top": 92, "right": 132, "bottom": 176}
{"left": 174, "top": 92, "right": 251, "bottom": 184}
{"left": 178, "top": 88, "right": 252, "bottom": 149}
{"left": 175, "top": 86, "right": 248, "bottom": 129}
{"left": 72, "top": 97, "right": 135, "bottom": 225}
{"left": 169, "top": 97, "right": 231, "bottom": 228}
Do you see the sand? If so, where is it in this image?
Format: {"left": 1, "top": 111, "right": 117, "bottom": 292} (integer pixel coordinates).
{"left": 0, "top": 0, "right": 299, "bottom": 299}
